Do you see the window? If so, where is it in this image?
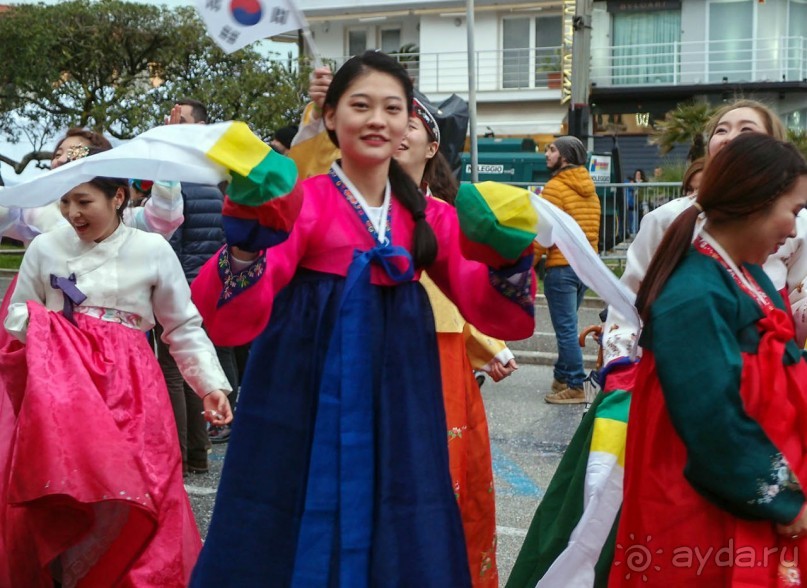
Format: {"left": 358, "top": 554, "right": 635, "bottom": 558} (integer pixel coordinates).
{"left": 612, "top": 10, "right": 681, "bottom": 85}
{"left": 786, "top": 108, "right": 807, "bottom": 131}
{"left": 503, "top": 18, "right": 530, "bottom": 88}
{"left": 707, "top": 0, "right": 753, "bottom": 82}
{"left": 502, "top": 15, "right": 562, "bottom": 89}
{"left": 348, "top": 29, "right": 368, "bottom": 57}
{"left": 535, "top": 16, "right": 563, "bottom": 86}
{"left": 787, "top": 0, "right": 807, "bottom": 81}
{"left": 380, "top": 28, "right": 401, "bottom": 54}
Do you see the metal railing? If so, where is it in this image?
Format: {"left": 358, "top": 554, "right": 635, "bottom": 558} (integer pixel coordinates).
{"left": 503, "top": 181, "right": 684, "bottom": 266}
{"left": 360, "top": 36, "right": 807, "bottom": 94}
{"left": 589, "top": 35, "right": 806, "bottom": 87}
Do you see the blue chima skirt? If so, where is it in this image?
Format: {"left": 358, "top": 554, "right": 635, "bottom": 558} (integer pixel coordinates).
{"left": 190, "top": 269, "right": 471, "bottom": 587}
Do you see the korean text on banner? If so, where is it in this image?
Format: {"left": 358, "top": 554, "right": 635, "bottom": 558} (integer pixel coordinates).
{"left": 196, "top": 0, "right": 305, "bottom": 54}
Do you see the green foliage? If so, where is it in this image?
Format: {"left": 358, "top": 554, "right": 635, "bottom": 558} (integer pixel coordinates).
{"left": 0, "top": 242, "right": 23, "bottom": 271}
{"left": 787, "top": 127, "right": 807, "bottom": 160}
{"left": 0, "top": 0, "right": 310, "bottom": 174}
{"left": 649, "top": 101, "right": 715, "bottom": 158}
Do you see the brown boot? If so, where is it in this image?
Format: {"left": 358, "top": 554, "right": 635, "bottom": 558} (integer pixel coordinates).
{"left": 545, "top": 386, "right": 586, "bottom": 404}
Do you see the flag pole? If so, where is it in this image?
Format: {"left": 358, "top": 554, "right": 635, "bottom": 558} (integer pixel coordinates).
{"left": 466, "top": 0, "right": 478, "bottom": 182}
{"left": 287, "top": 2, "right": 323, "bottom": 69}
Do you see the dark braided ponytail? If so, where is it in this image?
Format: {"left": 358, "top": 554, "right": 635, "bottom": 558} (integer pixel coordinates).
{"left": 389, "top": 157, "right": 437, "bottom": 267}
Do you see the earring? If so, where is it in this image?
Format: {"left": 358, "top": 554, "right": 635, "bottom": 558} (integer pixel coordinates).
{"left": 116, "top": 204, "right": 121, "bottom": 210}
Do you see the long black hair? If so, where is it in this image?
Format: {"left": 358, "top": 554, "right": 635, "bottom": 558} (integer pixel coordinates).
{"left": 323, "top": 51, "right": 437, "bottom": 268}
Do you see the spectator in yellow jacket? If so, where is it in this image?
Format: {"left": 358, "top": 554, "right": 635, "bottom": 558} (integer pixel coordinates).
{"left": 535, "top": 136, "right": 601, "bottom": 403}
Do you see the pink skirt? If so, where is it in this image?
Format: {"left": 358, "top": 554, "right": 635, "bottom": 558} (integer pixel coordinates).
{"left": 0, "top": 301, "right": 201, "bottom": 587}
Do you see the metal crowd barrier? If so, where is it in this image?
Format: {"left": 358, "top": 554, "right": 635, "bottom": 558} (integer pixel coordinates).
{"left": 504, "top": 181, "right": 684, "bottom": 268}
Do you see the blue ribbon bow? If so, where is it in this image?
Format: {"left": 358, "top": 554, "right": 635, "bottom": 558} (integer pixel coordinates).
{"left": 291, "top": 243, "right": 414, "bottom": 587}
{"left": 50, "top": 273, "right": 87, "bottom": 324}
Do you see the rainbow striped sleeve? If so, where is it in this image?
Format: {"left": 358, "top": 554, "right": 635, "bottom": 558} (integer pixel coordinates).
{"left": 455, "top": 182, "right": 538, "bottom": 268}
{"left": 203, "top": 121, "right": 302, "bottom": 251}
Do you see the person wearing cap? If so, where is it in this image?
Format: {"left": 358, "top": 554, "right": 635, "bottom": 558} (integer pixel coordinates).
{"left": 536, "top": 135, "right": 601, "bottom": 404}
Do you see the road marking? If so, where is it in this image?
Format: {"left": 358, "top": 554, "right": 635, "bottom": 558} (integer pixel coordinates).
{"left": 490, "top": 443, "right": 543, "bottom": 498}
{"left": 185, "top": 484, "right": 217, "bottom": 496}
{"left": 496, "top": 525, "right": 528, "bottom": 538}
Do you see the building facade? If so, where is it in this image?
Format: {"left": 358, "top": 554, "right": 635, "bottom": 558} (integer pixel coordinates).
{"left": 294, "top": 0, "right": 807, "bottom": 166}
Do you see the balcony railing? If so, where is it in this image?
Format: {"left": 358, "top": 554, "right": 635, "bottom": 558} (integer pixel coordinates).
{"left": 325, "top": 35, "right": 806, "bottom": 95}
{"left": 329, "top": 47, "right": 564, "bottom": 95}
{"left": 591, "top": 35, "right": 807, "bottom": 87}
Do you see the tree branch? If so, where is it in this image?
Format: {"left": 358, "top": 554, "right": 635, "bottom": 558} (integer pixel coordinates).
{"left": 0, "top": 150, "right": 52, "bottom": 174}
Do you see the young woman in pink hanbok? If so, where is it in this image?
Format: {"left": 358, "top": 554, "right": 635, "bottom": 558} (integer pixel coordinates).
{"left": 188, "top": 51, "right": 537, "bottom": 587}
{"left": 0, "top": 176, "right": 231, "bottom": 587}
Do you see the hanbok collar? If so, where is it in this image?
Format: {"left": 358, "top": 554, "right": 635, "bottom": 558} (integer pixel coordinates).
{"left": 698, "top": 229, "right": 773, "bottom": 312}
{"left": 330, "top": 162, "right": 392, "bottom": 244}
{"left": 68, "top": 218, "right": 129, "bottom": 250}
{"left": 65, "top": 220, "right": 130, "bottom": 277}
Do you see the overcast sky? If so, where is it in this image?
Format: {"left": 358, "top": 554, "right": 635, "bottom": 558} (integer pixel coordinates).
{"left": 1, "top": 0, "right": 298, "bottom": 185}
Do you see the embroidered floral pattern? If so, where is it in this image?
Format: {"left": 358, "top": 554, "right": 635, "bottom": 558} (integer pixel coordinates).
{"left": 749, "top": 453, "right": 800, "bottom": 505}
{"left": 479, "top": 533, "right": 497, "bottom": 578}
{"left": 779, "top": 563, "right": 801, "bottom": 587}
{"left": 217, "top": 247, "right": 267, "bottom": 308}
{"left": 489, "top": 268, "right": 534, "bottom": 316}
{"left": 448, "top": 426, "right": 467, "bottom": 441}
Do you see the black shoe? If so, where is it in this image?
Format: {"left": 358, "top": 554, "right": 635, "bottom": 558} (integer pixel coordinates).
{"left": 187, "top": 459, "right": 209, "bottom": 474}
{"left": 209, "top": 424, "right": 231, "bottom": 445}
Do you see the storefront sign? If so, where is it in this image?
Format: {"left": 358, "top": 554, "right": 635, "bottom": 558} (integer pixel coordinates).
{"left": 589, "top": 154, "right": 612, "bottom": 183}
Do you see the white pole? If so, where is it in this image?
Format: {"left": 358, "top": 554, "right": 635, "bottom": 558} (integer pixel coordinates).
{"left": 466, "top": 0, "right": 479, "bottom": 182}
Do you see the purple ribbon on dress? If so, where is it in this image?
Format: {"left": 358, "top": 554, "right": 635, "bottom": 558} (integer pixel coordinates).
{"left": 49, "top": 273, "right": 87, "bottom": 324}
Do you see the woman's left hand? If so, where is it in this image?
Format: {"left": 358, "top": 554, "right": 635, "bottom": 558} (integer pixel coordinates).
{"left": 202, "top": 390, "right": 234, "bottom": 425}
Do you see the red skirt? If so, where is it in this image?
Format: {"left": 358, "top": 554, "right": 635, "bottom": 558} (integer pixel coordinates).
{"left": 0, "top": 302, "right": 200, "bottom": 587}
{"left": 611, "top": 309, "right": 807, "bottom": 587}
{"left": 438, "top": 332, "right": 498, "bottom": 588}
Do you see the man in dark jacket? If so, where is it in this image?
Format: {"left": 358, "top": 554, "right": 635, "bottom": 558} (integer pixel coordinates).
{"left": 156, "top": 99, "right": 239, "bottom": 474}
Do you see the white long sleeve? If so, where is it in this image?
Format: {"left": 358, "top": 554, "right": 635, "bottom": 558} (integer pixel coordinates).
{"left": 123, "top": 181, "right": 184, "bottom": 239}
{"left": 5, "top": 223, "right": 230, "bottom": 397}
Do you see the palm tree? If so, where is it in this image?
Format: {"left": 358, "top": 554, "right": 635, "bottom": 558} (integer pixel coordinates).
{"left": 787, "top": 128, "right": 807, "bottom": 160}
{"left": 650, "top": 101, "right": 715, "bottom": 161}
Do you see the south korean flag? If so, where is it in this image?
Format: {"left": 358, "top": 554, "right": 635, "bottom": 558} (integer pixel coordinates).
{"left": 196, "top": 0, "right": 305, "bottom": 54}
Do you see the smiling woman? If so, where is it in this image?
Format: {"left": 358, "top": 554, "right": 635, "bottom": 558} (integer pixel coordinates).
{"left": 187, "top": 51, "right": 538, "bottom": 587}
{"left": 59, "top": 178, "right": 127, "bottom": 243}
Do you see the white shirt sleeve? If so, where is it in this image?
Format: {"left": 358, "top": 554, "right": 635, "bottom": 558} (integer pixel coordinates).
{"left": 151, "top": 238, "right": 232, "bottom": 397}
{"left": 4, "top": 237, "right": 46, "bottom": 342}
{"left": 123, "top": 181, "right": 184, "bottom": 239}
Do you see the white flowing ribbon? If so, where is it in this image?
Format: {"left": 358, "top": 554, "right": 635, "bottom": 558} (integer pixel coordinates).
{"left": 531, "top": 192, "right": 639, "bottom": 327}
{"left": 0, "top": 123, "right": 235, "bottom": 208}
